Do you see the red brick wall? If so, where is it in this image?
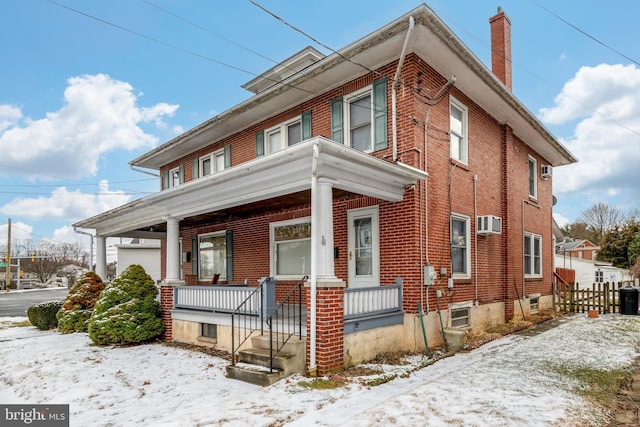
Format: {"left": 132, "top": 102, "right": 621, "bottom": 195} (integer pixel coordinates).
{"left": 160, "top": 285, "right": 174, "bottom": 340}
{"left": 306, "top": 286, "right": 344, "bottom": 375}
{"left": 157, "top": 53, "right": 556, "bottom": 324}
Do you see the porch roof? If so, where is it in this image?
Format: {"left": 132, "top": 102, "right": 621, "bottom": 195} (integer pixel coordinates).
{"left": 73, "top": 137, "right": 426, "bottom": 238}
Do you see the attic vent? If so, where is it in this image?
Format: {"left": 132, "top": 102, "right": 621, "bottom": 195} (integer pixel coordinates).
{"left": 477, "top": 215, "right": 502, "bottom": 235}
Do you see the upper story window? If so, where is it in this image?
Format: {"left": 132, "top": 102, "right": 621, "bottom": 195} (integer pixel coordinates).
{"left": 451, "top": 213, "right": 471, "bottom": 278}
{"left": 595, "top": 270, "right": 603, "bottom": 283}
{"left": 163, "top": 165, "right": 184, "bottom": 189}
{"left": 528, "top": 156, "right": 538, "bottom": 199}
{"left": 524, "top": 232, "right": 542, "bottom": 277}
{"left": 192, "top": 145, "right": 231, "bottom": 180}
{"left": 450, "top": 97, "right": 468, "bottom": 164}
{"left": 330, "top": 78, "right": 388, "bottom": 152}
{"left": 256, "top": 111, "right": 312, "bottom": 157}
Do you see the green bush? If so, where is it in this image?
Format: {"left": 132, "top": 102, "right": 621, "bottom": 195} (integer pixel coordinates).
{"left": 57, "top": 272, "right": 106, "bottom": 334}
{"left": 88, "top": 264, "right": 164, "bottom": 345}
{"left": 27, "top": 300, "right": 64, "bottom": 330}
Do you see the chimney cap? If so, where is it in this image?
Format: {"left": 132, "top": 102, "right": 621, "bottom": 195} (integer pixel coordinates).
{"left": 497, "top": 6, "right": 504, "bottom": 13}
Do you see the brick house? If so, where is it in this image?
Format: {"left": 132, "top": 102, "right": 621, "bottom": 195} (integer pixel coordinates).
{"left": 73, "top": 4, "right": 576, "bottom": 377}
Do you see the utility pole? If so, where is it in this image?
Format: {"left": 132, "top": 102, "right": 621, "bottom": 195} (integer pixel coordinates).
{"left": 5, "top": 218, "right": 11, "bottom": 292}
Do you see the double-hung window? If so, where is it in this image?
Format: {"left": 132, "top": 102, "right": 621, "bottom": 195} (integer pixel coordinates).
{"left": 270, "top": 218, "right": 311, "bottom": 279}
{"left": 330, "top": 78, "right": 388, "bottom": 152}
{"left": 451, "top": 214, "right": 470, "bottom": 278}
{"left": 528, "top": 156, "right": 538, "bottom": 199}
{"left": 450, "top": 97, "right": 468, "bottom": 164}
{"left": 255, "top": 111, "right": 312, "bottom": 157}
{"left": 163, "top": 165, "right": 184, "bottom": 189}
{"left": 524, "top": 232, "right": 542, "bottom": 277}
{"left": 193, "top": 145, "right": 231, "bottom": 179}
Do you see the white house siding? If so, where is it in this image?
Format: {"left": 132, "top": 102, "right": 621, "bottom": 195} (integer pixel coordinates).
{"left": 554, "top": 254, "right": 631, "bottom": 289}
{"left": 116, "top": 241, "right": 161, "bottom": 284}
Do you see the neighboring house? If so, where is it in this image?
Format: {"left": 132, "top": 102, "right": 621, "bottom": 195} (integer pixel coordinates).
{"left": 73, "top": 5, "right": 576, "bottom": 375}
{"left": 555, "top": 237, "right": 631, "bottom": 287}
{"left": 115, "top": 239, "right": 161, "bottom": 284}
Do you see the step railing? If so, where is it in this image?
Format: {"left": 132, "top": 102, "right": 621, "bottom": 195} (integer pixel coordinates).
{"left": 266, "top": 275, "right": 308, "bottom": 373}
{"left": 230, "top": 278, "right": 269, "bottom": 366}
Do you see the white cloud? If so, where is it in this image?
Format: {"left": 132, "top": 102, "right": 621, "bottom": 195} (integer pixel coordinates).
{"left": 0, "top": 221, "right": 33, "bottom": 241}
{"left": 0, "top": 74, "right": 179, "bottom": 180}
{"left": 0, "top": 180, "right": 130, "bottom": 222}
{"left": 0, "top": 104, "right": 22, "bottom": 132}
{"left": 540, "top": 64, "right": 640, "bottom": 204}
{"left": 552, "top": 212, "right": 570, "bottom": 228}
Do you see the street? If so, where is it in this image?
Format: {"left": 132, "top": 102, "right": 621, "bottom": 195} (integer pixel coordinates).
{"left": 0, "top": 288, "right": 69, "bottom": 317}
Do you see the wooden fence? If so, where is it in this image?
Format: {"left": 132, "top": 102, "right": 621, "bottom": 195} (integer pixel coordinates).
{"left": 558, "top": 281, "right": 637, "bottom": 314}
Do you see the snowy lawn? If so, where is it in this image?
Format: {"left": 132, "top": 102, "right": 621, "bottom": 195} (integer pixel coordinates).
{"left": 1, "top": 314, "right": 639, "bottom": 426}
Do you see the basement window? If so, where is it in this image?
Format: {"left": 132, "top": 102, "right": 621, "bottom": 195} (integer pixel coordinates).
{"left": 530, "top": 295, "right": 540, "bottom": 313}
{"left": 201, "top": 323, "right": 217, "bottom": 339}
{"left": 451, "top": 307, "right": 470, "bottom": 328}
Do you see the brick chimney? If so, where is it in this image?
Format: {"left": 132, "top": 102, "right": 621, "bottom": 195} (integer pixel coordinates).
{"left": 489, "top": 6, "right": 512, "bottom": 90}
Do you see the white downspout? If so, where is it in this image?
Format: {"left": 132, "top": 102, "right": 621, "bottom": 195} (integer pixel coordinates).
{"left": 473, "top": 175, "right": 479, "bottom": 306}
{"left": 309, "top": 142, "right": 319, "bottom": 373}
{"left": 392, "top": 16, "right": 414, "bottom": 162}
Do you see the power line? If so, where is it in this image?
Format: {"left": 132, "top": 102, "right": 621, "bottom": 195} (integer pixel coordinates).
{"left": 45, "top": 0, "right": 316, "bottom": 95}
{"left": 529, "top": 0, "right": 640, "bottom": 67}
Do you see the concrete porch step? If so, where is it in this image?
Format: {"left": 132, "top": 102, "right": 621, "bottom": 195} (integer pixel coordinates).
{"left": 239, "top": 347, "right": 294, "bottom": 371}
{"left": 225, "top": 362, "right": 285, "bottom": 387}
{"left": 250, "top": 334, "right": 306, "bottom": 354}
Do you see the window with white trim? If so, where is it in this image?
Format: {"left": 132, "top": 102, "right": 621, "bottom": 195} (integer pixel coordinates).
{"left": 451, "top": 307, "right": 470, "bottom": 328}
{"left": 200, "top": 149, "right": 226, "bottom": 177}
{"left": 528, "top": 156, "right": 538, "bottom": 199}
{"left": 450, "top": 97, "right": 468, "bottom": 164}
{"left": 270, "top": 218, "right": 311, "bottom": 279}
{"left": 170, "top": 168, "right": 180, "bottom": 188}
{"left": 595, "top": 270, "right": 603, "bottom": 283}
{"left": 198, "top": 232, "right": 227, "bottom": 281}
{"left": 530, "top": 295, "right": 539, "bottom": 313}
{"left": 524, "top": 232, "right": 542, "bottom": 277}
{"left": 451, "top": 213, "right": 471, "bottom": 278}
{"left": 330, "top": 79, "right": 387, "bottom": 152}
{"left": 263, "top": 117, "right": 303, "bottom": 155}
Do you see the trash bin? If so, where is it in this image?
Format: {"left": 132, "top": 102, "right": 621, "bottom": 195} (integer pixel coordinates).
{"left": 619, "top": 286, "right": 639, "bottom": 315}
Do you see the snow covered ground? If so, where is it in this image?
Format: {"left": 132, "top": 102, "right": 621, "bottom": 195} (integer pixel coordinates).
{"left": 1, "top": 313, "right": 639, "bottom": 426}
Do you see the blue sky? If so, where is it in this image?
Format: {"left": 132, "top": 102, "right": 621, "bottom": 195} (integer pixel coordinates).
{"left": 1, "top": 0, "right": 639, "bottom": 257}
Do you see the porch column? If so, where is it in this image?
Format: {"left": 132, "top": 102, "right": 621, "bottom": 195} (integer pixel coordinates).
{"left": 95, "top": 236, "right": 107, "bottom": 280}
{"left": 316, "top": 178, "right": 338, "bottom": 280}
{"left": 164, "top": 217, "right": 182, "bottom": 284}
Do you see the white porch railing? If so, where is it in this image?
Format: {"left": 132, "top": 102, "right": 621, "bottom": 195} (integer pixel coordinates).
{"left": 174, "top": 285, "right": 260, "bottom": 314}
{"left": 344, "top": 282, "right": 403, "bottom": 319}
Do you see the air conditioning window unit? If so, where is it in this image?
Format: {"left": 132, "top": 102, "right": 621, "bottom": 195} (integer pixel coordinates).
{"left": 541, "top": 165, "right": 552, "bottom": 179}
{"left": 477, "top": 215, "right": 502, "bottom": 235}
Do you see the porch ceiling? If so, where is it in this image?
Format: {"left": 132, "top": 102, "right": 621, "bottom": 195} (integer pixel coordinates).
{"left": 73, "top": 138, "right": 426, "bottom": 237}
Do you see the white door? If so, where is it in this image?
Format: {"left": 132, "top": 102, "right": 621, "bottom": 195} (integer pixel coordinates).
{"left": 347, "top": 206, "right": 379, "bottom": 288}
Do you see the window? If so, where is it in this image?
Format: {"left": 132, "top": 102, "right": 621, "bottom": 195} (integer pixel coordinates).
{"left": 450, "top": 97, "right": 468, "bottom": 164}
{"left": 198, "top": 232, "right": 227, "bottom": 281}
{"left": 530, "top": 295, "right": 539, "bottom": 313}
{"left": 163, "top": 165, "right": 184, "bottom": 189}
{"left": 451, "top": 307, "right": 470, "bottom": 328}
{"left": 256, "top": 111, "right": 312, "bottom": 157}
{"left": 528, "top": 156, "right": 537, "bottom": 199}
{"left": 330, "top": 78, "right": 387, "bottom": 151}
{"left": 200, "top": 149, "right": 226, "bottom": 177}
{"left": 451, "top": 214, "right": 471, "bottom": 278}
{"left": 524, "top": 232, "right": 542, "bottom": 277}
{"left": 201, "top": 323, "right": 217, "bottom": 339}
{"left": 270, "top": 218, "right": 311, "bottom": 279}
{"left": 595, "top": 270, "right": 603, "bottom": 283}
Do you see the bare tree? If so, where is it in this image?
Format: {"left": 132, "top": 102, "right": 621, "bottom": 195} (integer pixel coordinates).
{"left": 580, "top": 202, "right": 625, "bottom": 246}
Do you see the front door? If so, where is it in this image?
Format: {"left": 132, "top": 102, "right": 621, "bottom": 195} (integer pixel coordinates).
{"left": 347, "top": 206, "right": 379, "bottom": 288}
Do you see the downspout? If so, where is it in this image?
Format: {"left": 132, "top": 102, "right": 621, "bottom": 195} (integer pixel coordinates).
{"left": 309, "top": 142, "right": 319, "bottom": 374}
{"left": 73, "top": 227, "right": 94, "bottom": 271}
{"left": 473, "top": 175, "right": 478, "bottom": 306}
{"left": 392, "top": 16, "right": 414, "bottom": 162}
